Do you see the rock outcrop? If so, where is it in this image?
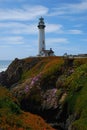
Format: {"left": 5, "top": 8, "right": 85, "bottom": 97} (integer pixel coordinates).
{"left": 0, "top": 57, "right": 87, "bottom": 130}
{"left": 0, "top": 57, "right": 41, "bottom": 87}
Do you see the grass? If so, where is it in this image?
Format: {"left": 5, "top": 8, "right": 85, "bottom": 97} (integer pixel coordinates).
{"left": 71, "top": 118, "right": 87, "bottom": 130}
{"left": 21, "top": 56, "right": 63, "bottom": 81}
{"left": 1, "top": 56, "right": 87, "bottom": 130}
{"left": 64, "top": 63, "right": 87, "bottom": 129}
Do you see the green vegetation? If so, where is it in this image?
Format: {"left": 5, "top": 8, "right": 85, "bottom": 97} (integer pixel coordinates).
{"left": 0, "top": 56, "right": 87, "bottom": 130}
{"left": 0, "top": 86, "right": 55, "bottom": 130}
{"left": 0, "top": 86, "right": 24, "bottom": 129}
{"left": 21, "top": 57, "right": 63, "bottom": 80}
{"left": 64, "top": 63, "right": 87, "bottom": 129}
{"left": 11, "top": 57, "right": 87, "bottom": 130}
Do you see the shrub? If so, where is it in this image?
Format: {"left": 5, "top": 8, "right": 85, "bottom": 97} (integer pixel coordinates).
{"left": 10, "top": 102, "right": 21, "bottom": 114}
{"left": 56, "top": 75, "right": 67, "bottom": 89}
{"left": 71, "top": 118, "right": 87, "bottom": 130}
{"left": 64, "top": 63, "right": 87, "bottom": 129}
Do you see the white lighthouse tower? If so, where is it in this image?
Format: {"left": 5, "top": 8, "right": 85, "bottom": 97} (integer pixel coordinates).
{"left": 38, "top": 17, "right": 46, "bottom": 55}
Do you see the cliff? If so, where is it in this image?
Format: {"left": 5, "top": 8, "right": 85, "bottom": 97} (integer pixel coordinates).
{"left": 0, "top": 56, "right": 87, "bottom": 130}
{"left": 0, "top": 86, "right": 55, "bottom": 130}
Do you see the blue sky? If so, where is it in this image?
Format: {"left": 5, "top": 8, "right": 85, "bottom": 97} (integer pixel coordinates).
{"left": 0, "top": 0, "right": 87, "bottom": 60}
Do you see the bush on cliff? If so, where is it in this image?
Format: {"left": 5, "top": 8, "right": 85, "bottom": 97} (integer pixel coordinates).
{"left": 65, "top": 63, "right": 87, "bottom": 130}
{"left": 1, "top": 57, "right": 87, "bottom": 130}
{"left": 0, "top": 86, "right": 55, "bottom": 130}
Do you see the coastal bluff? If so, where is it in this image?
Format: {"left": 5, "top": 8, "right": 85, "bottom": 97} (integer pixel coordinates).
{"left": 0, "top": 56, "right": 87, "bottom": 130}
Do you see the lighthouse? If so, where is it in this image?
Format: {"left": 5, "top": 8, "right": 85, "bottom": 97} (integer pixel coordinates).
{"left": 37, "top": 17, "right": 55, "bottom": 57}
{"left": 38, "top": 17, "right": 46, "bottom": 55}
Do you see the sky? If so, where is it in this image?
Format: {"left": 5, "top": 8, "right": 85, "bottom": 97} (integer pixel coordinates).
{"left": 0, "top": 0, "right": 87, "bottom": 60}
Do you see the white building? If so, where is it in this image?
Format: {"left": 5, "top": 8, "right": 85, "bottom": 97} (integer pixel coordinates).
{"left": 37, "top": 17, "right": 54, "bottom": 56}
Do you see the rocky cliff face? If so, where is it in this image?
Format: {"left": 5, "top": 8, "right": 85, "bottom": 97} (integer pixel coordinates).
{"left": 0, "top": 57, "right": 41, "bottom": 87}
{"left": 0, "top": 57, "right": 87, "bottom": 130}
{"left": 0, "top": 86, "right": 56, "bottom": 130}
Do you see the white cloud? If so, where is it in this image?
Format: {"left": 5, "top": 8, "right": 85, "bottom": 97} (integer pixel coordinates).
{"left": 0, "top": 36, "right": 24, "bottom": 44}
{"left": 46, "top": 38, "right": 69, "bottom": 44}
{"left": 46, "top": 23, "right": 63, "bottom": 33}
{"left": 68, "top": 29, "right": 83, "bottom": 34}
{"left": 69, "top": 1, "right": 87, "bottom": 12}
{"left": 0, "top": 5, "right": 48, "bottom": 21}
{"left": 0, "top": 22, "right": 82, "bottom": 36}
{"left": 0, "top": 22, "right": 37, "bottom": 34}
{"left": 0, "top": 22, "right": 63, "bottom": 34}
{"left": 48, "top": 10, "right": 66, "bottom": 16}
{"left": 48, "top": 0, "right": 87, "bottom": 16}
